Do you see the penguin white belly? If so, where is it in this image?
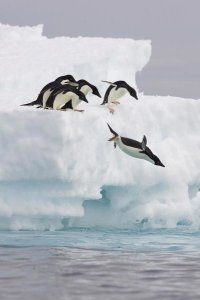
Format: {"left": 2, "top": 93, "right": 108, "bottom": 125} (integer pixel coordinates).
{"left": 72, "top": 96, "right": 81, "bottom": 109}
{"left": 117, "top": 140, "right": 154, "bottom": 164}
{"left": 80, "top": 85, "right": 92, "bottom": 95}
{"left": 43, "top": 89, "right": 52, "bottom": 108}
{"left": 53, "top": 92, "right": 72, "bottom": 110}
{"left": 108, "top": 87, "right": 128, "bottom": 104}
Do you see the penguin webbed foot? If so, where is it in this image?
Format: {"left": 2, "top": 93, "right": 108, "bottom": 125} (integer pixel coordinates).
{"left": 112, "top": 100, "right": 120, "bottom": 105}
{"left": 108, "top": 107, "right": 115, "bottom": 114}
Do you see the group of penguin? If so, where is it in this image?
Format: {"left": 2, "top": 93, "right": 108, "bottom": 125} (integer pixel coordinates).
{"left": 21, "top": 74, "right": 165, "bottom": 168}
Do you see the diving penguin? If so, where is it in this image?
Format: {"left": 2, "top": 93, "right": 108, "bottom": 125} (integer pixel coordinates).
{"left": 101, "top": 80, "right": 138, "bottom": 113}
{"left": 107, "top": 124, "right": 165, "bottom": 167}
{"left": 21, "top": 75, "right": 77, "bottom": 108}
{"left": 77, "top": 79, "right": 101, "bottom": 98}
{"left": 46, "top": 85, "right": 88, "bottom": 112}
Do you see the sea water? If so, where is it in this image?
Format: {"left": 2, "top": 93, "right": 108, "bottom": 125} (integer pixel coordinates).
{"left": 1, "top": 228, "right": 200, "bottom": 300}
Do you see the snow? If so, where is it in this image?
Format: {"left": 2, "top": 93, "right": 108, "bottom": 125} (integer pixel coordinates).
{"left": 0, "top": 24, "right": 200, "bottom": 230}
{"left": 0, "top": 23, "right": 150, "bottom": 111}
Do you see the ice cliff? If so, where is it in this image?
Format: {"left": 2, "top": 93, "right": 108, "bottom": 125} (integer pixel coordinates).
{"left": 0, "top": 24, "right": 199, "bottom": 230}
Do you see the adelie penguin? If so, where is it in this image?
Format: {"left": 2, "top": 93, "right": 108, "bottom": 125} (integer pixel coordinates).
{"left": 101, "top": 80, "right": 138, "bottom": 113}
{"left": 46, "top": 85, "right": 88, "bottom": 112}
{"left": 21, "top": 75, "right": 77, "bottom": 108}
{"left": 77, "top": 79, "right": 101, "bottom": 98}
{"left": 107, "top": 124, "right": 165, "bottom": 167}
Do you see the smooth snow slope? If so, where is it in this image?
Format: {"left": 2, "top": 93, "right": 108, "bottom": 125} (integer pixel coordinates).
{"left": 0, "top": 24, "right": 200, "bottom": 230}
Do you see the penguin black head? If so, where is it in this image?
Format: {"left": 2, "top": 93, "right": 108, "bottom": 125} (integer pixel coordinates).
{"left": 116, "top": 81, "right": 138, "bottom": 100}
{"left": 128, "top": 86, "right": 138, "bottom": 100}
{"left": 140, "top": 136, "right": 165, "bottom": 167}
{"left": 75, "top": 89, "right": 89, "bottom": 103}
{"left": 54, "top": 75, "right": 77, "bottom": 86}
{"left": 91, "top": 85, "right": 101, "bottom": 98}
{"left": 77, "top": 79, "right": 101, "bottom": 98}
{"left": 153, "top": 155, "right": 165, "bottom": 167}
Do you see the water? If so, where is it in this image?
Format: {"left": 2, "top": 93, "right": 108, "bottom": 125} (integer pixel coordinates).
{"left": 1, "top": 228, "right": 200, "bottom": 300}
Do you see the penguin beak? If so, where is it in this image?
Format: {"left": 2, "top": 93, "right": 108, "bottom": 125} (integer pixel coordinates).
{"left": 93, "top": 90, "right": 101, "bottom": 98}
{"left": 130, "top": 89, "right": 138, "bottom": 100}
{"left": 155, "top": 161, "right": 165, "bottom": 167}
{"left": 131, "top": 93, "right": 138, "bottom": 100}
{"left": 83, "top": 98, "right": 88, "bottom": 103}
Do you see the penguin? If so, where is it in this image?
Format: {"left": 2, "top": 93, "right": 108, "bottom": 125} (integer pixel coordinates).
{"left": 77, "top": 79, "right": 101, "bottom": 98}
{"left": 107, "top": 124, "right": 165, "bottom": 167}
{"left": 46, "top": 85, "right": 88, "bottom": 112}
{"left": 21, "top": 74, "right": 77, "bottom": 108}
{"left": 101, "top": 80, "right": 138, "bottom": 113}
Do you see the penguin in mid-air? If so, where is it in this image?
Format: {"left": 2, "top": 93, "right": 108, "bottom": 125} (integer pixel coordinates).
{"left": 107, "top": 124, "right": 165, "bottom": 167}
{"left": 46, "top": 85, "right": 88, "bottom": 112}
{"left": 101, "top": 80, "right": 138, "bottom": 113}
{"left": 21, "top": 75, "right": 77, "bottom": 108}
{"left": 77, "top": 79, "right": 101, "bottom": 98}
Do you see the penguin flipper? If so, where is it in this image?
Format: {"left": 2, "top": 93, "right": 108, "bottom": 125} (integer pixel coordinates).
{"left": 102, "top": 80, "right": 117, "bottom": 87}
{"left": 101, "top": 85, "right": 113, "bottom": 105}
{"left": 141, "top": 135, "right": 147, "bottom": 151}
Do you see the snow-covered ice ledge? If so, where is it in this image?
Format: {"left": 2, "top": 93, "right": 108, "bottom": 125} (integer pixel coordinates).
{"left": 0, "top": 23, "right": 151, "bottom": 111}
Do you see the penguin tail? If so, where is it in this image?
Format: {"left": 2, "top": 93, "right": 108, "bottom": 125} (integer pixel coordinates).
{"left": 20, "top": 99, "right": 40, "bottom": 107}
{"left": 107, "top": 123, "right": 118, "bottom": 141}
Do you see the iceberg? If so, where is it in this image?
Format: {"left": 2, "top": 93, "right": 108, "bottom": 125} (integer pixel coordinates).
{"left": 0, "top": 24, "right": 199, "bottom": 230}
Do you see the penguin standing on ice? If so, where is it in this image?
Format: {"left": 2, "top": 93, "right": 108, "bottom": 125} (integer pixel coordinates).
{"left": 21, "top": 75, "right": 77, "bottom": 108}
{"left": 101, "top": 80, "right": 138, "bottom": 113}
{"left": 107, "top": 124, "right": 165, "bottom": 167}
{"left": 46, "top": 85, "right": 88, "bottom": 112}
{"left": 77, "top": 79, "right": 101, "bottom": 98}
